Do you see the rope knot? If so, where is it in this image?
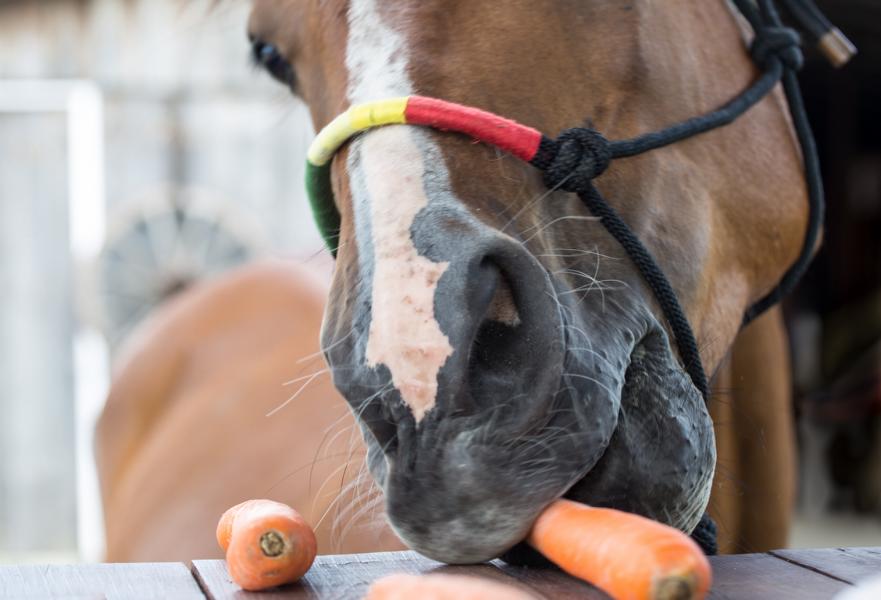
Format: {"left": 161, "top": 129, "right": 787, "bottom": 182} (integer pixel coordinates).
{"left": 751, "top": 26, "right": 804, "bottom": 71}
{"left": 540, "top": 128, "right": 612, "bottom": 193}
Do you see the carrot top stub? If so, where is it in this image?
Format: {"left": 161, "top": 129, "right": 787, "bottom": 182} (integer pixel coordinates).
{"left": 217, "top": 499, "right": 317, "bottom": 591}
{"left": 527, "top": 499, "right": 711, "bottom": 600}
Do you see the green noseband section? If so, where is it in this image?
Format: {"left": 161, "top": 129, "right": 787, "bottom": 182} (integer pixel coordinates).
{"left": 305, "top": 162, "right": 341, "bottom": 256}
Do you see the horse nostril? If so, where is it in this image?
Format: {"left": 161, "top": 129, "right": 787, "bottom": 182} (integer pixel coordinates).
{"left": 485, "top": 275, "right": 521, "bottom": 327}
{"left": 354, "top": 394, "right": 398, "bottom": 453}
{"left": 465, "top": 264, "right": 528, "bottom": 413}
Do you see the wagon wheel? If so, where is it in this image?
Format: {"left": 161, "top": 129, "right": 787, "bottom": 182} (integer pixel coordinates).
{"left": 94, "top": 186, "right": 266, "bottom": 350}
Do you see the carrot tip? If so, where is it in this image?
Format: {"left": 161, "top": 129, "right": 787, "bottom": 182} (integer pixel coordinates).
{"left": 654, "top": 575, "right": 696, "bottom": 600}
{"left": 259, "top": 530, "right": 285, "bottom": 558}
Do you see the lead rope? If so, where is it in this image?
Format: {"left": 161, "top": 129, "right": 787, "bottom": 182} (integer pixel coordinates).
{"left": 529, "top": 0, "right": 851, "bottom": 401}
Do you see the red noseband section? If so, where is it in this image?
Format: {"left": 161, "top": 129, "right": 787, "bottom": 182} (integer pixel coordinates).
{"left": 405, "top": 96, "right": 543, "bottom": 164}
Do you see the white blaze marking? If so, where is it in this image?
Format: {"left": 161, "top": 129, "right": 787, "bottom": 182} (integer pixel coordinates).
{"left": 346, "top": 0, "right": 412, "bottom": 101}
{"left": 345, "top": 0, "right": 455, "bottom": 422}
{"left": 361, "top": 128, "right": 454, "bottom": 422}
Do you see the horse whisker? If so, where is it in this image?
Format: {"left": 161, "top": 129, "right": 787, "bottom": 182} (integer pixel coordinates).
{"left": 282, "top": 368, "right": 331, "bottom": 386}
{"left": 266, "top": 370, "right": 330, "bottom": 417}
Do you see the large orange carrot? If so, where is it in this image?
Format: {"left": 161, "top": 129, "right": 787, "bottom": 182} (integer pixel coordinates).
{"left": 216, "top": 499, "right": 317, "bottom": 591}
{"left": 528, "top": 499, "right": 711, "bottom": 600}
{"left": 365, "top": 573, "right": 537, "bottom": 600}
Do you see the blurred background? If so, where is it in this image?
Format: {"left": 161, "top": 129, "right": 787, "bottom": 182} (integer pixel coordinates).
{"left": 0, "top": 0, "right": 879, "bottom": 564}
{"left": 0, "top": 0, "right": 325, "bottom": 563}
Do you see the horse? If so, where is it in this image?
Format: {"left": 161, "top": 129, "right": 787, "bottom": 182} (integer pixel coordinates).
{"left": 247, "top": 0, "right": 809, "bottom": 563}
{"left": 98, "top": 0, "right": 807, "bottom": 561}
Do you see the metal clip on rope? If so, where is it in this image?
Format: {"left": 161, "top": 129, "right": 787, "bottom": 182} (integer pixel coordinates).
{"left": 777, "top": 0, "right": 857, "bottom": 68}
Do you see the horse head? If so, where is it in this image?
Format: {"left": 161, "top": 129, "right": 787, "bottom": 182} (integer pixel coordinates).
{"left": 247, "top": 0, "right": 809, "bottom": 563}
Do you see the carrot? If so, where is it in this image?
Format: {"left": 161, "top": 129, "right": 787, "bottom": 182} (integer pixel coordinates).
{"left": 364, "top": 573, "right": 537, "bottom": 600}
{"left": 216, "top": 499, "right": 317, "bottom": 591}
{"left": 527, "top": 499, "right": 711, "bottom": 600}
{"left": 215, "top": 501, "right": 245, "bottom": 552}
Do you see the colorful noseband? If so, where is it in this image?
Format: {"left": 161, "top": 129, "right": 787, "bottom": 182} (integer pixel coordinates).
{"left": 306, "top": 96, "right": 547, "bottom": 254}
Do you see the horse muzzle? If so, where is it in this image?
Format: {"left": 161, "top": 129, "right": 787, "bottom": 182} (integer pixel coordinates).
{"left": 324, "top": 205, "right": 628, "bottom": 562}
{"left": 321, "top": 150, "right": 713, "bottom": 562}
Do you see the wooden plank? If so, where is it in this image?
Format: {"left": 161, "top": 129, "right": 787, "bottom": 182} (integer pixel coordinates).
{"left": 192, "top": 551, "right": 608, "bottom": 599}
{"left": 491, "top": 561, "right": 609, "bottom": 599}
{"left": 771, "top": 547, "right": 881, "bottom": 585}
{"left": 0, "top": 562, "right": 205, "bottom": 600}
{"left": 195, "top": 550, "right": 857, "bottom": 599}
{"left": 2, "top": 549, "right": 861, "bottom": 600}
{"left": 192, "top": 552, "right": 440, "bottom": 600}
{"left": 708, "top": 553, "right": 849, "bottom": 600}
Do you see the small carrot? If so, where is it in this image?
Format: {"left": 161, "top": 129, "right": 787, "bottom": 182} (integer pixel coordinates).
{"left": 216, "top": 499, "right": 317, "bottom": 591}
{"left": 528, "top": 499, "right": 711, "bottom": 600}
{"left": 365, "top": 573, "right": 537, "bottom": 600}
{"left": 216, "top": 501, "right": 246, "bottom": 552}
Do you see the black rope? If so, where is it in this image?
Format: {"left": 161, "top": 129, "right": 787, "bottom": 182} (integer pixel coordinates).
{"left": 777, "top": 0, "right": 833, "bottom": 42}
{"left": 534, "top": 130, "right": 710, "bottom": 400}
{"left": 533, "top": 130, "right": 710, "bottom": 400}
{"left": 691, "top": 514, "right": 719, "bottom": 556}
{"left": 530, "top": 0, "right": 834, "bottom": 399}
{"left": 743, "top": 67, "right": 824, "bottom": 324}
{"left": 608, "top": 65, "right": 782, "bottom": 159}
{"left": 733, "top": 0, "right": 826, "bottom": 327}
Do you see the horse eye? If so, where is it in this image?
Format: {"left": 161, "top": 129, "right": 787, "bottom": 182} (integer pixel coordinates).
{"left": 250, "top": 38, "right": 296, "bottom": 90}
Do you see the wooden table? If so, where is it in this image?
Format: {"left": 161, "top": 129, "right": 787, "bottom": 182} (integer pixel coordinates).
{"left": 1, "top": 548, "right": 879, "bottom": 599}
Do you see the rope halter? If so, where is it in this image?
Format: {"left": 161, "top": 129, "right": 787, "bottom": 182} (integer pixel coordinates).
{"left": 304, "top": 0, "right": 855, "bottom": 403}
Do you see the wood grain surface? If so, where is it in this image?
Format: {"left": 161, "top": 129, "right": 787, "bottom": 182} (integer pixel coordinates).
{"left": 771, "top": 547, "right": 881, "bottom": 584}
{"left": 3, "top": 547, "right": 879, "bottom": 599}
{"left": 192, "top": 551, "right": 608, "bottom": 600}
{"left": 707, "top": 553, "right": 848, "bottom": 599}
{"left": 0, "top": 562, "right": 204, "bottom": 599}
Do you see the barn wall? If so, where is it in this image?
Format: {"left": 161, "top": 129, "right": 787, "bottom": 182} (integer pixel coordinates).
{"left": 0, "top": 112, "right": 77, "bottom": 555}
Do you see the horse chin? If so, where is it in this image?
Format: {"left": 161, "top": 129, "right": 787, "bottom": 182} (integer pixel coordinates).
{"left": 563, "top": 326, "right": 717, "bottom": 532}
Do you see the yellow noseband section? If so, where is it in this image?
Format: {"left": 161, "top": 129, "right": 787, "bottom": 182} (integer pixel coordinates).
{"left": 307, "top": 97, "right": 410, "bottom": 166}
